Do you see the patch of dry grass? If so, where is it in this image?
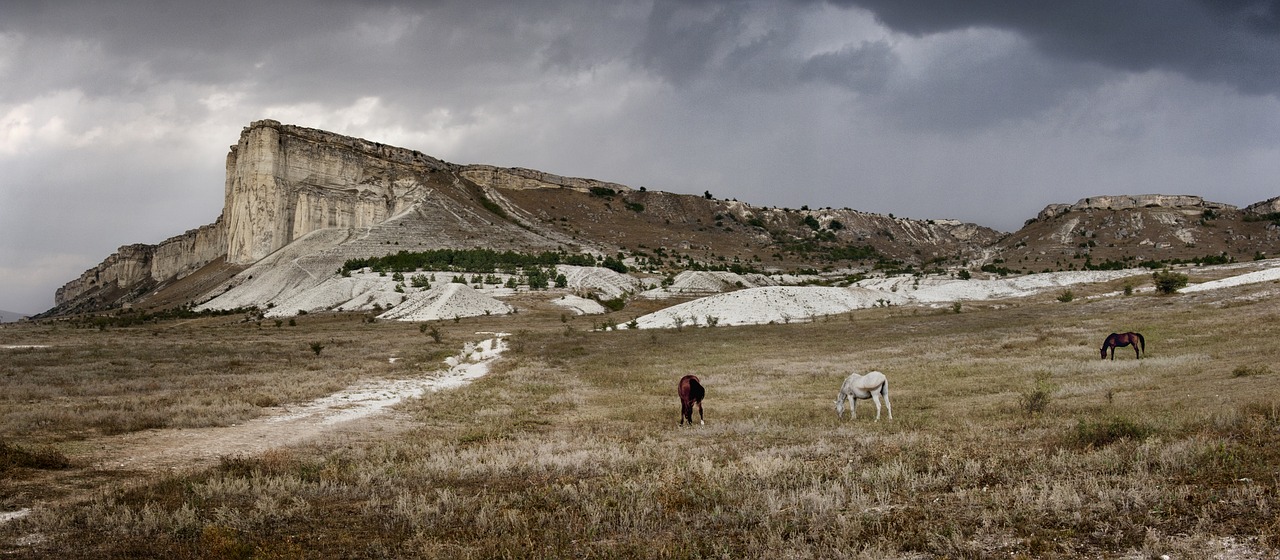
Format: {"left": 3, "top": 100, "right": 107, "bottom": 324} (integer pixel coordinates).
{"left": 3, "top": 284, "right": 1280, "bottom": 558}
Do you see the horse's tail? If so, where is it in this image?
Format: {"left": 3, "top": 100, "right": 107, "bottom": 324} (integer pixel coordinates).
{"left": 1136, "top": 332, "right": 1145, "bottom": 355}
{"left": 689, "top": 377, "right": 705, "bottom": 401}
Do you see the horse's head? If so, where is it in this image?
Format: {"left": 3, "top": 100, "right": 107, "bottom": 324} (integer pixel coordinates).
{"left": 834, "top": 397, "right": 846, "bottom": 418}
{"left": 1100, "top": 345, "right": 1107, "bottom": 359}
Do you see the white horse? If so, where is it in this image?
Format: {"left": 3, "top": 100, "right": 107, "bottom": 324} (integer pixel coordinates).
{"left": 834, "top": 371, "right": 892, "bottom": 421}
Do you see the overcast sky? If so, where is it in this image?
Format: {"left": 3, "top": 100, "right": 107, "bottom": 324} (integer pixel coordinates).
{"left": 2, "top": 1, "right": 1279, "bottom": 314}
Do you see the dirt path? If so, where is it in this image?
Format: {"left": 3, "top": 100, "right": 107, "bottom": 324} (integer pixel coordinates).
{"left": 1, "top": 334, "right": 507, "bottom": 525}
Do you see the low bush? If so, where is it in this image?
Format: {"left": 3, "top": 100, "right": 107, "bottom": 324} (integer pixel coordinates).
{"left": 1070, "top": 417, "right": 1152, "bottom": 448}
{"left": 0, "top": 440, "right": 71, "bottom": 471}
{"left": 1152, "top": 270, "right": 1189, "bottom": 294}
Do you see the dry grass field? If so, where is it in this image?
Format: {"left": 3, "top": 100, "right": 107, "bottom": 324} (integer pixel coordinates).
{"left": 2, "top": 274, "right": 1280, "bottom": 558}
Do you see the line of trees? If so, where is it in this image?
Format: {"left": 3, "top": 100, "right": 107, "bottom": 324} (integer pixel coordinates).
{"left": 341, "top": 248, "right": 622, "bottom": 274}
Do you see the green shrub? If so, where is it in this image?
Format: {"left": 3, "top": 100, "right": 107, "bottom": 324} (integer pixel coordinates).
{"left": 1071, "top": 417, "right": 1151, "bottom": 448}
{"left": 420, "top": 324, "right": 443, "bottom": 343}
{"left": 1152, "top": 270, "right": 1189, "bottom": 294}
{"left": 1056, "top": 289, "right": 1074, "bottom": 302}
{"left": 1021, "top": 375, "right": 1054, "bottom": 414}
{"left": 598, "top": 296, "right": 626, "bottom": 312}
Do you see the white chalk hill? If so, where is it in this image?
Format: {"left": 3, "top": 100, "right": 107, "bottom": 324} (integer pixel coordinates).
{"left": 378, "top": 283, "right": 513, "bottom": 322}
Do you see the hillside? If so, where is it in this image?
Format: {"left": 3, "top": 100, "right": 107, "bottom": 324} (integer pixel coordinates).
{"left": 7, "top": 258, "right": 1280, "bottom": 558}
{"left": 0, "top": 309, "right": 28, "bottom": 323}
{"left": 993, "top": 194, "right": 1280, "bottom": 274}
{"left": 41, "top": 120, "right": 1280, "bottom": 318}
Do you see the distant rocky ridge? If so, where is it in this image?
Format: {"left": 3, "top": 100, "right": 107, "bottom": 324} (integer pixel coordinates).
{"left": 997, "top": 193, "right": 1280, "bottom": 275}
{"left": 43, "top": 120, "right": 1280, "bottom": 317}
{"left": 0, "top": 309, "right": 28, "bottom": 323}
{"left": 1036, "top": 195, "right": 1233, "bottom": 221}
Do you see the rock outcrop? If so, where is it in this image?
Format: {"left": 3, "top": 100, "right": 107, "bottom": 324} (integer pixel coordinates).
{"left": 1245, "top": 196, "right": 1280, "bottom": 216}
{"left": 459, "top": 165, "right": 631, "bottom": 194}
{"left": 1036, "top": 195, "right": 1233, "bottom": 221}
{"left": 55, "top": 120, "right": 1277, "bottom": 318}
{"left": 996, "top": 193, "right": 1280, "bottom": 275}
{"left": 53, "top": 219, "right": 227, "bottom": 311}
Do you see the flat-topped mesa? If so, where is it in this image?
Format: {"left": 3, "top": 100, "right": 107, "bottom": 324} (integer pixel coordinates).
{"left": 236, "top": 119, "right": 450, "bottom": 171}
{"left": 459, "top": 164, "right": 632, "bottom": 193}
{"left": 1037, "top": 194, "right": 1235, "bottom": 221}
{"left": 223, "top": 120, "right": 453, "bottom": 264}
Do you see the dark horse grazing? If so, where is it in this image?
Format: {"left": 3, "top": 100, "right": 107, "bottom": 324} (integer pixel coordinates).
{"left": 1101, "top": 332, "right": 1145, "bottom": 360}
{"left": 677, "top": 375, "right": 705, "bottom": 426}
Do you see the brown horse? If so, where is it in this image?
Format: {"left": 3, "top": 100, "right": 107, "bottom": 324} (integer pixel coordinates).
{"left": 1101, "top": 332, "right": 1145, "bottom": 360}
{"left": 677, "top": 375, "right": 705, "bottom": 426}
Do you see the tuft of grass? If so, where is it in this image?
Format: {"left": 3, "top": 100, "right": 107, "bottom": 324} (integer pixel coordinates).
{"left": 1232, "top": 364, "right": 1270, "bottom": 377}
{"left": 1020, "top": 373, "right": 1054, "bottom": 414}
{"left": 1070, "top": 417, "right": 1152, "bottom": 448}
{"left": 0, "top": 439, "right": 71, "bottom": 471}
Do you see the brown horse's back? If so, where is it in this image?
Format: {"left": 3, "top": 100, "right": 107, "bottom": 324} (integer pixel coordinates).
{"left": 678, "top": 375, "right": 704, "bottom": 425}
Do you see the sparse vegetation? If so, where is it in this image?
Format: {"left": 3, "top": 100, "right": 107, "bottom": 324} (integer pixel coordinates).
{"left": 1069, "top": 417, "right": 1152, "bottom": 448}
{"left": 1020, "top": 373, "right": 1055, "bottom": 414}
{"left": 1, "top": 439, "right": 70, "bottom": 471}
{"left": 4, "top": 270, "right": 1280, "bottom": 558}
{"left": 342, "top": 248, "right": 597, "bottom": 275}
{"left": 1232, "top": 364, "right": 1270, "bottom": 377}
{"left": 476, "top": 193, "right": 509, "bottom": 219}
{"left": 421, "top": 323, "right": 443, "bottom": 343}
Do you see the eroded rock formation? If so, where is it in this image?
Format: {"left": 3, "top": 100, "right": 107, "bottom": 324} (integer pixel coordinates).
{"left": 49, "top": 119, "right": 1276, "bottom": 317}
{"left": 1037, "top": 195, "right": 1234, "bottom": 221}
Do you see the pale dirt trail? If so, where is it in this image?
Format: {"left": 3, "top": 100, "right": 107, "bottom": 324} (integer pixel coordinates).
{"left": 100, "top": 334, "right": 506, "bottom": 472}
{"left": 1, "top": 335, "right": 507, "bottom": 526}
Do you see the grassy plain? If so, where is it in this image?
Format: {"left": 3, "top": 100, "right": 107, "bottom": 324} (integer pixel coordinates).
{"left": 2, "top": 277, "right": 1280, "bottom": 558}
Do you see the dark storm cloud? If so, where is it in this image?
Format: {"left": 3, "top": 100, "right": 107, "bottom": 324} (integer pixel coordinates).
{"left": 2, "top": 0, "right": 1279, "bottom": 314}
{"left": 798, "top": 40, "right": 896, "bottom": 93}
{"left": 833, "top": 0, "right": 1280, "bottom": 95}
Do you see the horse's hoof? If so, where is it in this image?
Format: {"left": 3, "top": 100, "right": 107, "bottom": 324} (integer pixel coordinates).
{"left": 699, "top": 420, "right": 705, "bottom": 426}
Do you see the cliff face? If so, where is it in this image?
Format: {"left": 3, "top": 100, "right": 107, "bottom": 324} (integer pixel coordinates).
{"left": 52, "top": 120, "right": 455, "bottom": 311}
{"left": 459, "top": 165, "right": 631, "bottom": 194}
{"left": 53, "top": 120, "right": 1275, "bottom": 317}
{"left": 52, "top": 220, "right": 227, "bottom": 311}
{"left": 224, "top": 120, "right": 449, "bottom": 264}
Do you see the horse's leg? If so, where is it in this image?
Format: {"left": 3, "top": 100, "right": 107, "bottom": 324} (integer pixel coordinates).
{"left": 1133, "top": 344, "right": 1141, "bottom": 359}
{"left": 696, "top": 399, "right": 704, "bottom": 425}
{"left": 883, "top": 386, "right": 892, "bottom": 421}
{"left": 870, "top": 392, "right": 882, "bottom": 421}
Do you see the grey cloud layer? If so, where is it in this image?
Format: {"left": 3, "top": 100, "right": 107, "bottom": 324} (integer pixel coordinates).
{"left": 1, "top": 0, "right": 1278, "bottom": 313}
